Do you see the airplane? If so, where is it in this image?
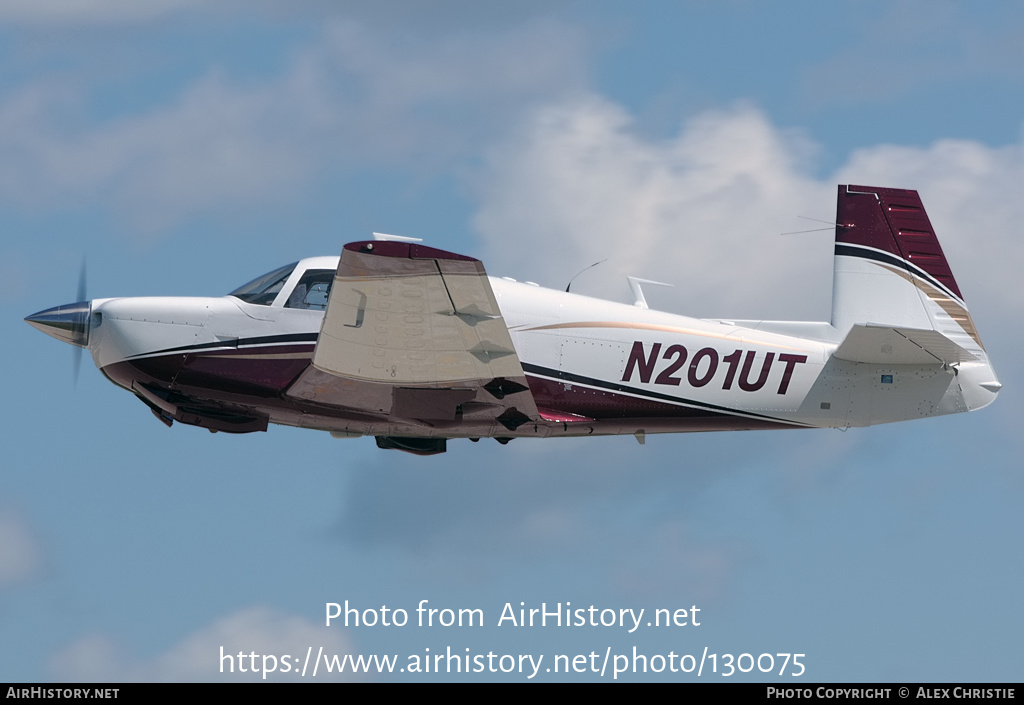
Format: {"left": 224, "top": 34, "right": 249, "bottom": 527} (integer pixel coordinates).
{"left": 25, "top": 185, "right": 1001, "bottom": 455}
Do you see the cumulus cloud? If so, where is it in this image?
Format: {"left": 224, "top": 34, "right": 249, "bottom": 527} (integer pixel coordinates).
{"left": 0, "top": 17, "right": 585, "bottom": 233}
{"left": 474, "top": 96, "right": 1024, "bottom": 325}
{"left": 475, "top": 98, "right": 835, "bottom": 320}
{"left": 50, "top": 606, "right": 356, "bottom": 682}
{"left": 0, "top": 74, "right": 312, "bottom": 232}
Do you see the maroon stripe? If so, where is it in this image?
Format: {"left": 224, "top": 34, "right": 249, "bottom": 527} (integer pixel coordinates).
{"left": 342, "top": 241, "right": 478, "bottom": 262}
{"left": 106, "top": 347, "right": 312, "bottom": 394}
{"left": 837, "top": 185, "right": 962, "bottom": 299}
{"left": 526, "top": 374, "right": 792, "bottom": 427}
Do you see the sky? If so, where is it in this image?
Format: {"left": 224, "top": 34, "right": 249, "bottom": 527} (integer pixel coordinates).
{"left": 2, "top": 0, "right": 1022, "bottom": 683}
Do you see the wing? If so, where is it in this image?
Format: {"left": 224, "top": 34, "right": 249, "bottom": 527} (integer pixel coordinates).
{"left": 284, "top": 241, "right": 538, "bottom": 434}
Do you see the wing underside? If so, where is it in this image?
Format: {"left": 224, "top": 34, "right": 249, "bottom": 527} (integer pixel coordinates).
{"left": 284, "top": 241, "right": 538, "bottom": 435}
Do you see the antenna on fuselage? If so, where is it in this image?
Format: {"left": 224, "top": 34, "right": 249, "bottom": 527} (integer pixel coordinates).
{"left": 565, "top": 259, "right": 607, "bottom": 293}
{"left": 626, "top": 276, "right": 672, "bottom": 309}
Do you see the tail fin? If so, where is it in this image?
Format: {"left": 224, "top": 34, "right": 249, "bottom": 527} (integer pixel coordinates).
{"left": 830, "top": 185, "right": 1000, "bottom": 413}
{"left": 831, "top": 184, "right": 983, "bottom": 357}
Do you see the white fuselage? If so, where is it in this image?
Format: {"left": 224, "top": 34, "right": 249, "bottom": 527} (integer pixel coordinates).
{"left": 25, "top": 186, "right": 999, "bottom": 453}
{"left": 79, "top": 263, "right": 995, "bottom": 440}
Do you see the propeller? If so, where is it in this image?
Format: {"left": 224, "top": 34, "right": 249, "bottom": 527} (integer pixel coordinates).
{"left": 23, "top": 256, "right": 92, "bottom": 386}
{"left": 73, "top": 258, "right": 89, "bottom": 386}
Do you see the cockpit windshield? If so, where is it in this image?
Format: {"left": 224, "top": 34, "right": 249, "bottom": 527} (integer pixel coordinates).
{"left": 228, "top": 262, "right": 297, "bottom": 305}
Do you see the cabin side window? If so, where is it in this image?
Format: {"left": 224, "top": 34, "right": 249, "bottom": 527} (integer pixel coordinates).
{"left": 285, "top": 269, "right": 334, "bottom": 310}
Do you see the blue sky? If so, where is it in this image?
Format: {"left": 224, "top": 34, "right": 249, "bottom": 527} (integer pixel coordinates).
{"left": 2, "top": 1, "right": 1022, "bottom": 682}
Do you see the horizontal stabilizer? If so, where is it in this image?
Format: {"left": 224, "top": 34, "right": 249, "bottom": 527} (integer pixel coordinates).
{"left": 833, "top": 324, "right": 977, "bottom": 365}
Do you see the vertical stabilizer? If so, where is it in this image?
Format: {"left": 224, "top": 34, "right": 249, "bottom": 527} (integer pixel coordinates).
{"left": 829, "top": 185, "right": 999, "bottom": 414}
{"left": 831, "top": 185, "right": 983, "bottom": 357}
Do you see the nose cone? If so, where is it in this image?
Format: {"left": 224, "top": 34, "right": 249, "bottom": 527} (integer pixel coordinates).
{"left": 25, "top": 301, "right": 92, "bottom": 347}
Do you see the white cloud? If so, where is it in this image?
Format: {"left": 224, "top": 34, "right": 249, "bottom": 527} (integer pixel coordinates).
{"left": 0, "top": 18, "right": 586, "bottom": 234}
{"left": 0, "top": 73, "right": 313, "bottom": 232}
{"left": 50, "top": 606, "right": 357, "bottom": 682}
{"left": 474, "top": 98, "right": 834, "bottom": 320}
{"left": 473, "top": 96, "right": 1024, "bottom": 325}
{"left": 0, "top": 510, "right": 41, "bottom": 587}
